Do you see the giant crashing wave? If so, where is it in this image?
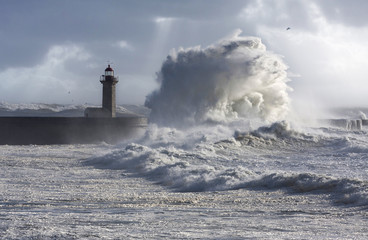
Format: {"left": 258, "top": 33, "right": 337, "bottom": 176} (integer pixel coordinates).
{"left": 145, "top": 30, "right": 292, "bottom": 127}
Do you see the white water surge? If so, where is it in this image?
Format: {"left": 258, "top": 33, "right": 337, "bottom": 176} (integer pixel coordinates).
{"left": 146, "top": 30, "right": 291, "bottom": 127}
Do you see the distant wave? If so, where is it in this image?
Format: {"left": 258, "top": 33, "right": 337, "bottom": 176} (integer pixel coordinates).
{"left": 0, "top": 102, "right": 150, "bottom": 117}
{"left": 228, "top": 121, "right": 351, "bottom": 149}
{"left": 0, "top": 102, "right": 84, "bottom": 112}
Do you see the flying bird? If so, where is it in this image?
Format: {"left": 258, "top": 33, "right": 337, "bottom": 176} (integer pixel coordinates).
{"left": 286, "top": 27, "right": 291, "bottom": 30}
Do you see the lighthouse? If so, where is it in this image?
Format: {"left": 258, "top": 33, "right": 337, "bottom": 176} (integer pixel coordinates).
{"left": 0, "top": 64, "right": 147, "bottom": 144}
{"left": 100, "top": 64, "right": 118, "bottom": 117}
{"left": 84, "top": 65, "right": 119, "bottom": 118}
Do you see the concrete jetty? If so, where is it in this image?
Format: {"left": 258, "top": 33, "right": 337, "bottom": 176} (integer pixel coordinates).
{"left": 322, "top": 119, "right": 368, "bottom": 130}
{"left": 0, "top": 117, "right": 147, "bottom": 145}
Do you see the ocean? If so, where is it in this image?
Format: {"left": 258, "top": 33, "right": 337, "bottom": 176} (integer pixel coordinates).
{"left": 0, "top": 103, "right": 367, "bottom": 239}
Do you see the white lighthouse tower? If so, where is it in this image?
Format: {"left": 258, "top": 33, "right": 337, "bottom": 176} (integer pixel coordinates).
{"left": 84, "top": 65, "right": 119, "bottom": 118}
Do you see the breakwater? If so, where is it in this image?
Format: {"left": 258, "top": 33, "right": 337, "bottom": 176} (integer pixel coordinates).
{"left": 322, "top": 119, "right": 368, "bottom": 130}
{"left": 0, "top": 117, "right": 147, "bottom": 145}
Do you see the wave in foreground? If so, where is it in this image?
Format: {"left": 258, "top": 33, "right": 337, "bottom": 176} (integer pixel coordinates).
{"left": 86, "top": 122, "right": 368, "bottom": 207}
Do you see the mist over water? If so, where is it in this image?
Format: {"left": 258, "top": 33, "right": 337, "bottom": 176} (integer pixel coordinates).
{"left": 145, "top": 30, "right": 291, "bottom": 127}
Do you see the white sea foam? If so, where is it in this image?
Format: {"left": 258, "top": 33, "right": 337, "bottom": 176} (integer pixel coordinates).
{"left": 239, "top": 173, "right": 368, "bottom": 206}
{"left": 0, "top": 102, "right": 83, "bottom": 112}
{"left": 5, "top": 140, "right": 368, "bottom": 239}
{"left": 145, "top": 30, "right": 291, "bottom": 127}
{"left": 359, "top": 111, "right": 367, "bottom": 120}
{"left": 87, "top": 142, "right": 368, "bottom": 206}
{"left": 86, "top": 121, "right": 368, "bottom": 206}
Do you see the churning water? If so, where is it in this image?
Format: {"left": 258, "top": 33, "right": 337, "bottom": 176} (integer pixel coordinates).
{"left": 1, "top": 102, "right": 368, "bottom": 239}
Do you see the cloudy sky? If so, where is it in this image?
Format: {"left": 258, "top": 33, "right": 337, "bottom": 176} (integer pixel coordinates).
{"left": 1, "top": 0, "right": 368, "bottom": 109}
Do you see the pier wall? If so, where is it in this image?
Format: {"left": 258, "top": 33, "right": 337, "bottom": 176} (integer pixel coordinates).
{"left": 323, "top": 119, "right": 368, "bottom": 131}
{"left": 0, "top": 117, "right": 147, "bottom": 145}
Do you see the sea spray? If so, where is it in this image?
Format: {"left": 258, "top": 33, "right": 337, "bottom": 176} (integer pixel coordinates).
{"left": 145, "top": 30, "right": 292, "bottom": 127}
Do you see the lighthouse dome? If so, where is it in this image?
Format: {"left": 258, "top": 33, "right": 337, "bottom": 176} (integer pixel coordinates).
{"left": 105, "top": 64, "right": 113, "bottom": 72}
{"left": 105, "top": 64, "right": 114, "bottom": 76}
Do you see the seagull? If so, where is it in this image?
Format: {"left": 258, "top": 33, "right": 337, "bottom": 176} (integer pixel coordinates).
{"left": 286, "top": 27, "right": 291, "bottom": 30}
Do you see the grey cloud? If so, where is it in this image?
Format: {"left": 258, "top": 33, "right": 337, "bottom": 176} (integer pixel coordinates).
{"left": 317, "top": 0, "right": 368, "bottom": 27}
{"left": 1, "top": 0, "right": 368, "bottom": 106}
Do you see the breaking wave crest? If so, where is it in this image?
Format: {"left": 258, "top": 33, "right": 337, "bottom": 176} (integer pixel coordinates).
{"left": 240, "top": 173, "right": 368, "bottom": 205}
{"left": 86, "top": 135, "right": 368, "bottom": 206}
{"left": 227, "top": 121, "right": 329, "bottom": 149}
{"left": 145, "top": 30, "right": 291, "bottom": 127}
